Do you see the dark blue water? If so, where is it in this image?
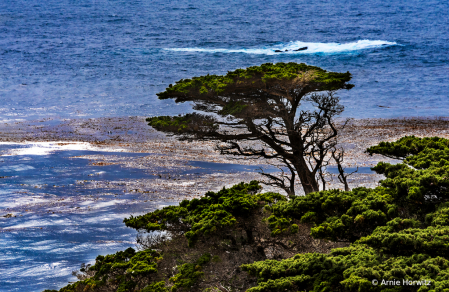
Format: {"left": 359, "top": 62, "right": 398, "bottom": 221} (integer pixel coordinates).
{"left": 0, "top": 147, "right": 159, "bottom": 292}
{"left": 0, "top": 0, "right": 448, "bottom": 121}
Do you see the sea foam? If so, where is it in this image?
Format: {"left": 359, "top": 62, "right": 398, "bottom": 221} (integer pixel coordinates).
{"left": 0, "top": 141, "right": 125, "bottom": 156}
{"left": 165, "top": 40, "right": 397, "bottom": 55}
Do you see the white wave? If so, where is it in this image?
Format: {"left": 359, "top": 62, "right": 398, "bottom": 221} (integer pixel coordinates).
{"left": 0, "top": 195, "right": 51, "bottom": 208}
{"left": 78, "top": 199, "right": 123, "bottom": 210}
{"left": 3, "top": 219, "right": 52, "bottom": 229}
{"left": 0, "top": 141, "right": 126, "bottom": 156}
{"left": 29, "top": 239, "right": 58, "bottom": 246}
{"left": 165, "top": 40, "right": 397, "bottom": 55}
{"left": 0, "top": 164, "right": 35, "bottom": 172}
{"left": 81, "top": 213, "right": 130, "bottom": 224}
{"left": 22, "top": 242, "right": 64, "bottom": 251}
{"left": 7, "top": 261, "right": 73, "bottom": 278}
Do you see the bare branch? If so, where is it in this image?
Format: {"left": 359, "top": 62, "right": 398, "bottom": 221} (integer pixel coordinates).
{"left": 259, "top": 158, "right": 297, "bottom": 197}
{"left": 331, "top": 147, "right": 358, "bottom": 191}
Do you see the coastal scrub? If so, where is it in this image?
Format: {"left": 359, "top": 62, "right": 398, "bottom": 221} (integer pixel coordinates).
{"left": 47, "top": 136, "right": 449, "bottom": 292}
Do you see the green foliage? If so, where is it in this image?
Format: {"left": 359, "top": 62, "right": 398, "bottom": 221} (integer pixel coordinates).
{"left": 368, "top": 136, "right": 449, "bottom": 216}
{"left": 49, "top": 136, "right": 449, "bottom": 292}
{"left": 290, "top": 224, "right": 299, "bottom": 234}
{"left": 426, "top": 203, "right": 449, "bottom": 227}
{"left": 366, "top": 136, "right": 445, "bottom": 159}
{"left": 124, "top": 181, "right": 286, "bottom": 246}
{"left": 170, "top": 253, "right": 211, "bottom": 291}
{"left": 57, "top": 282, "right": 80, "bottom": 292}
{"left": 147, "top": 113, "right": 218, "bottom": 135}
{"left": 242, "top": 251, "right": 338, "bottom": 292}
{"left": 367, "top": 136, "right": 449, "bottom": 161}
{"left": 372, "top": 162, "right": 449, "bottom": 209}
{"left": 150, "top": 63, "right": 354, "bottom": 197}
{"left": 116, "top": 281, "right": 136, "bottom": 292}
{"left": 147, "top": 115, "right": 193, "bottom": 132}
{"left": 243, "top": 244, "right": 449, "bottom": 291}
{"left": 218, "top": 101, "right": 248, "bottom": 116}
{"left": 370, "top": 217, "right": 422, "bottom": 233}
{"left": 259, "top": 136, "right": 449, "bottom": 242}
{"left": 266, "top": 187, "right": 397, "bottom": 241}
{"left": 359, "top": 225, "right": 449, "bottom": 256}
{"left": 267, "top": 214, "right": 292, "bottom": 236}
{"left": 202, "top": 288, "right": 221, "bottom": 292}
{"left": 124, "top": 204, "right": 189, "bottom": 232}
{"left": 242, "top": 136, "right": 449, "bottom": 291}
{"left": 89, "top": 248, "right": 160, "bottom": 281}
{"left": 156, "top": 62, "right": 353, "bottom": 100}
{"left": 53, "top": 248, "right": 161, "bottom": 292}
{"left": 211, "top": 255, "right": 221, "bottom": 263}
{"left": 141, "top": 281, "right": 169, "bottom": 292}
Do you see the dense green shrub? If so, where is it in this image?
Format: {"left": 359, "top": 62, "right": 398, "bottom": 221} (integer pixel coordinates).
{"left": 266, "top": 187, "right": 397, "bottom": 241}
{"left": 263, "top": 136, "right": 449, "bottom": 243}
{"left": 242, "top": 136, "right": 449, "bottom": 291}
{"left": 426, "top": 203, "right": 449, "bottom": 226}
{"left": 243, "top": 244, "right": 449, "bottom": 291}
{"left": 359, "top": 225, "right": 449, "bottom": 256}
{"left": 140, "top": 281, "right": 169, "bottom": 292}
{"left": 137, "top": 254, "right": 212, "bottom": 292}
{"left": 124, "top": 181, "right": 285, "bottom": 246}
{"left": 147, "top": 114, "right": 218, "bottom": 134}
{"left": 169, "top": 253, "right": 211, "bottom": 291}
{"left": 48, "top": 136, "right": 449, "bottom": 292}
{"left": 51, "top": 248, "right": 161, "bottom": 292}
{"left": 368, "top": 136, "right": 449, "bottom": 212}
{"left": 87, "top": 248, "right": 160, "bottom": 284}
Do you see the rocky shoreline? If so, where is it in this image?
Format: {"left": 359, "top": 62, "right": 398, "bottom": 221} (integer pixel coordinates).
{"left": 1, "top": 115, "right": 449, "bottom": 219}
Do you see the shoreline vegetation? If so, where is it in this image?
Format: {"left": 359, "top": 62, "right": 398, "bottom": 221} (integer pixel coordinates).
{"left": 28, "top": 123, "right": 449, "bottom": 291}
{"left": 2, "top": 116, "right": 449, "bottom": 291}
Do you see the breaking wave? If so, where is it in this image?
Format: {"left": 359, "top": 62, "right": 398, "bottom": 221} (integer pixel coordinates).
{"left": 165, "top": 40, "right": 397, "bottom": 55}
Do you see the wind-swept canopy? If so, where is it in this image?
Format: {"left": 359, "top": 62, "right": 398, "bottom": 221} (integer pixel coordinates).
{"left": 150, "top": 63, "right": 354, "bottom": 195}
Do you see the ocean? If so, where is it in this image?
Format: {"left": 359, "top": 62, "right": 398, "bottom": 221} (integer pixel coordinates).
{"left": 0, "top": 0, "right": 448, "bottom": 122}
{"left": 0, "top": 0, "right": 448, "bottom": 291}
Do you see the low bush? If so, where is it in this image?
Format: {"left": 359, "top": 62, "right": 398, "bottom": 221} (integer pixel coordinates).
{"left": 48, "top": 136, "right": 449, "bottom": 292}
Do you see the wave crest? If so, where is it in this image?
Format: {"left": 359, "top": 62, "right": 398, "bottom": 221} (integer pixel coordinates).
{"left": 165, "top": 40, "right": 397, "bottom": 55}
